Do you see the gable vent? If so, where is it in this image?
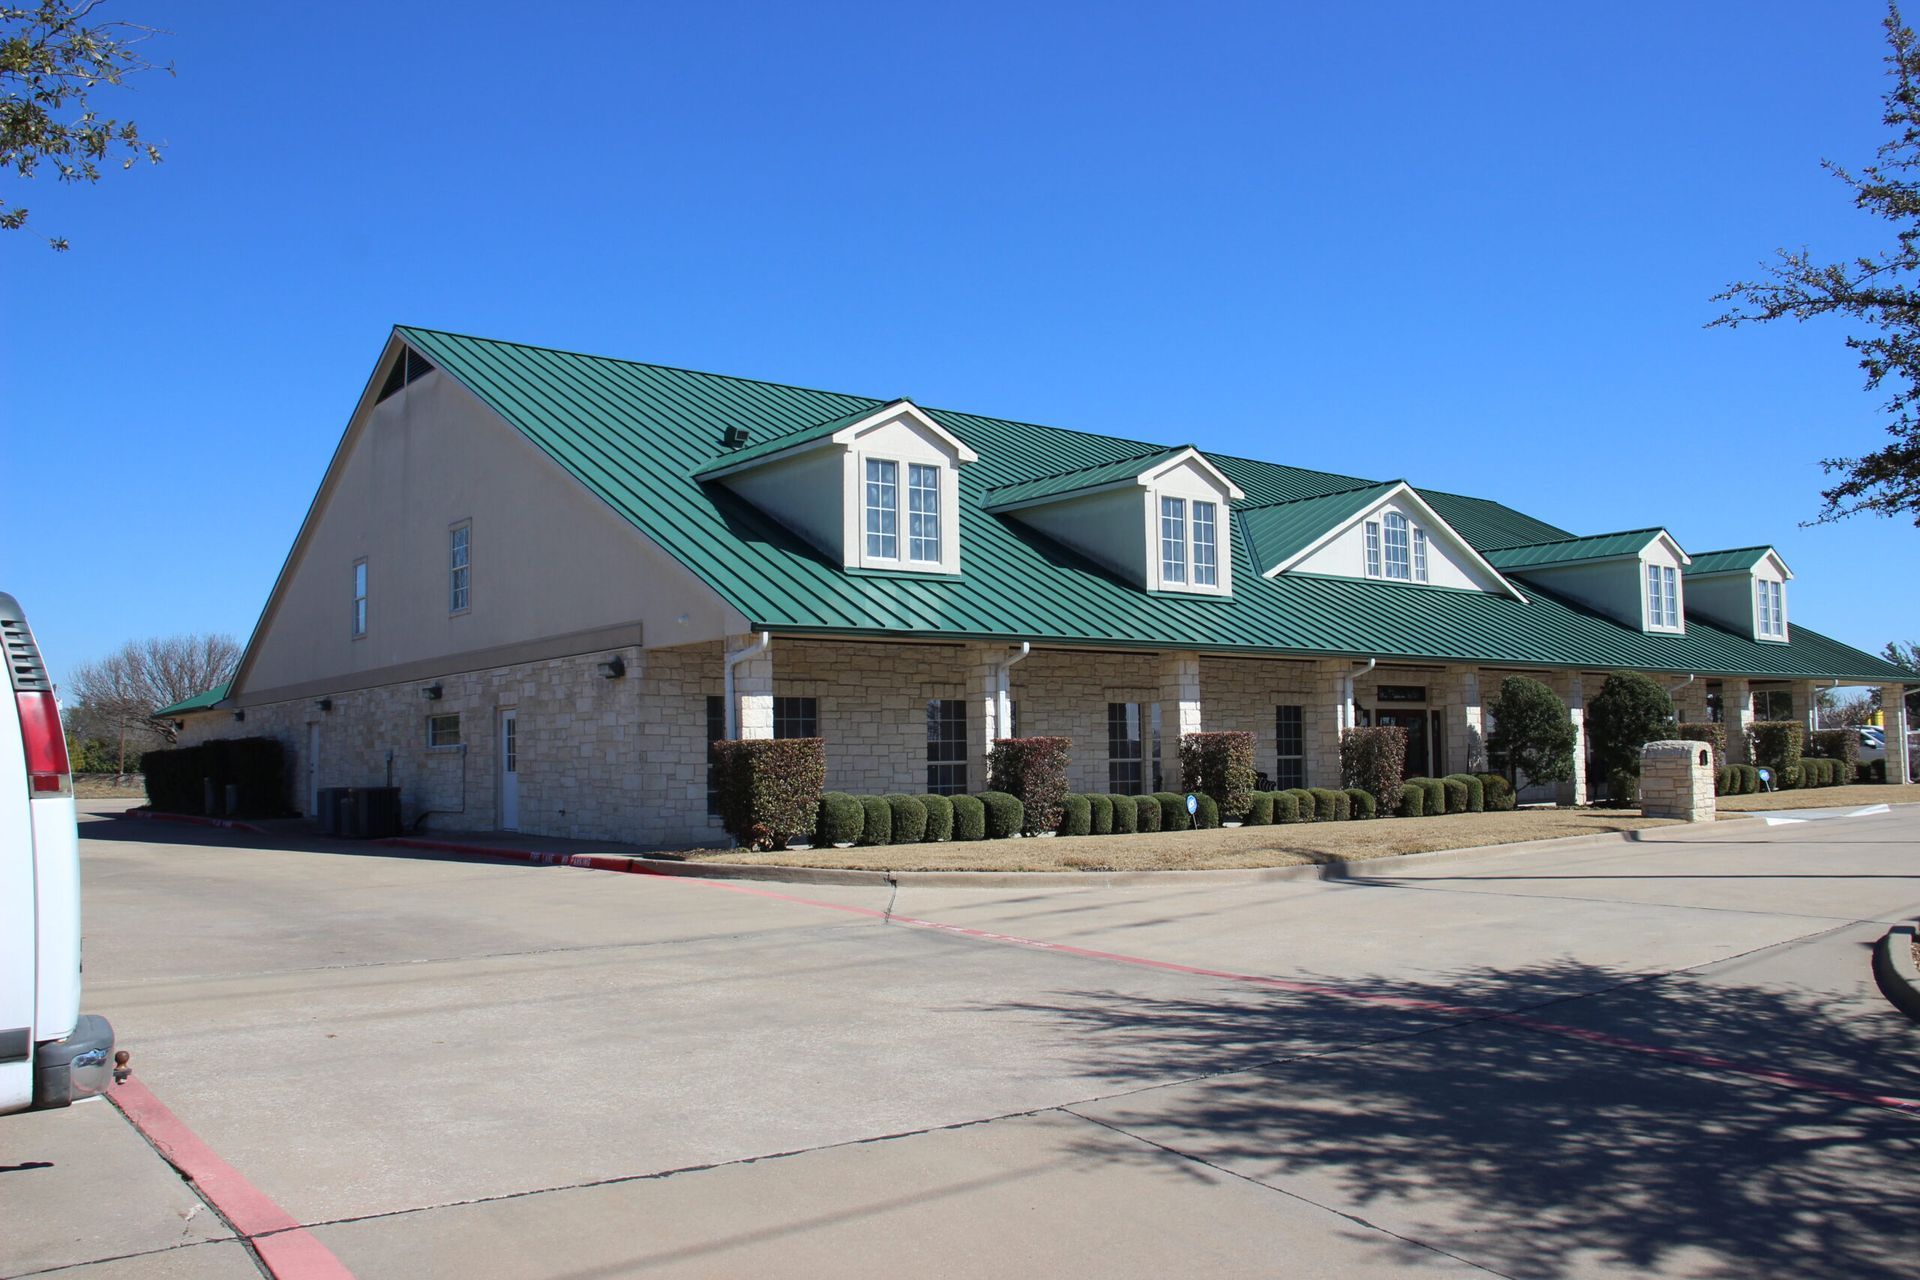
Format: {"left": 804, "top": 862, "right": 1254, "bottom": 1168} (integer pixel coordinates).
{"left": 376, "top": 348, "right": 438, "bottom": 403}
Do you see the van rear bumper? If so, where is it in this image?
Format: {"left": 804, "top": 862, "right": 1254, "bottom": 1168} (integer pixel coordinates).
{"left": 32, "top": 1014, "right": 113, "bottom": 1110}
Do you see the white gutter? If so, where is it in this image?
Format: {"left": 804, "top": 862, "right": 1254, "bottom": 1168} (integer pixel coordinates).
{"left": 1666, "top": 673, "right": 1696, "bottom": 695}
{"left": 722, "top": 631, "right": 771, "bottom": 739}
{"left": 995, "top": 642, "right": 1032, "bottom": 740}
{"left": 1345, "top": 658, "right": 1377, "bottom": 733}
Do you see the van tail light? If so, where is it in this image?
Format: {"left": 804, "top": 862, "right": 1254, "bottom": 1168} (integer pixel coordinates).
{"left": 17, "top": 690, "right": 72, "bottom": 796}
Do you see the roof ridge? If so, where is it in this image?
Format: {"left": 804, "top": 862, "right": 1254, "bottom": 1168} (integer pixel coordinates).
{"left": 1689, "top": 543, "right": 1773, "bottom": 555}
{"left": 980, "top": 443, "right": 1186, "bottom": 494}
{"left": 1233, "top": 478, "right": 1396, "bottom": 511}
{"left": 1479, "top": 526, "right": 1666, "bottom": 553}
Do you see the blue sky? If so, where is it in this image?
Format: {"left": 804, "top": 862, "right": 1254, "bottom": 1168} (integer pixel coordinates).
{"left": 4, "top": 0, "right": 1916, "bottom": 687}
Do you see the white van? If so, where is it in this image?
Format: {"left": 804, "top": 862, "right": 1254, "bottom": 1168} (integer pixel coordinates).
{"left": 2, "top": 592, "right": 114, "bottom": 1113}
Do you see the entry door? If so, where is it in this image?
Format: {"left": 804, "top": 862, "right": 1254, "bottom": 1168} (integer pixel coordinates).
{"left": 1373, "top": 709, "right": 1431, "bottom": 778}
{"left": 307, "top": 723, "right": 322, "bottom": 816}
{"left": 497, "top": 708, "right": 520, "bottom": 831}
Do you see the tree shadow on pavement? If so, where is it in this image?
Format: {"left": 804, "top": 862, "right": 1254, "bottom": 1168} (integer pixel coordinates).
{"left": 991, "top": 960, "right": 1920, "bottom": 1279}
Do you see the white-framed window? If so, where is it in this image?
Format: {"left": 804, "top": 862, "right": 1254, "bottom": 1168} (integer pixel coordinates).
{"left": 1364, "top": 521, "right": 1382, "bottom": 577}
{"left": 427, "top": 713, "right": 461, "bottom": 748}
{"left": 1663, "top": 565, "right": 1678, "bottom": 627}
{"left": 907, "top": 463, "right": 940, "bottom": 563}
{"left": 1756, "top": 579, "right": 1785, "bottom": 638}
{"left": 1160, "top": 497, "right": 1187, "bottom": 583}
{"left": 449, "top": 522, "right": 471, "bottom": 614}
{"left": 1382, "top": 512, "right": 1411, "bottom": 580}
{"left": 1191, "top": 501, "right": 1218, "bottom": 586}
{"left": 1412, "top": 527, "right": 1429, "bottom": 583}
{"left": 351, "top": 559, "right": 368, "bottom": 638}
{"left": 864, "top": 459, "right": 898, "bottom": 558}
{"left": 1647, "top": 564, "right": 1680, "bottom": 628}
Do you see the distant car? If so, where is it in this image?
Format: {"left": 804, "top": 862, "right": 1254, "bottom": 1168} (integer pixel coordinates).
{"left": 1856, "top": 727, "right": 1885, "bottom": 766}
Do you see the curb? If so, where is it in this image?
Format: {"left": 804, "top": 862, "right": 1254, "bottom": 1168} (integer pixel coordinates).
{"left": 123, "top": 809, "right": 268, "bottom": 836}
{"left": 1872, "top": 921, "right": 1920, "bottom": 1025}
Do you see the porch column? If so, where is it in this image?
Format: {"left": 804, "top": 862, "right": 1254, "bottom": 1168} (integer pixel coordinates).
{"left": 1548, "top": 671, "right": 1587, "bottom": 806}
{"left": 1884, "top": 684, "right": 1914, "bottom": 786}
{"left": 1723, "top": 677, "right": 1753, "bottom": 764}
{"left": 1442, "top": 665, "right": 1486, "bottom": 774}
{"left": 725, "top": 633, "right": 774, "bottom": 739}
{"left": 1158, "top": 651, "right": 1203, "bottom": 742}
{"left": 1310, "top": 659, "right": 1350, "bottom": 789}
{"left": 964, "top": 644, "right": 1005, "bottom": 779}
{"left": 1790, "top": 679, "right": 1821, "bottom": 734}
{"left": 1672, "top": 676, "right": 1709, "bottom": 726}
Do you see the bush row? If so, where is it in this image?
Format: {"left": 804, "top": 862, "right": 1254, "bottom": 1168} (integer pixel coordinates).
{"left": 142, "top": 738, "right": 289, "bottom": 817}
{"left": 1713, "top": 757, "right": 1852, "bottom": 795}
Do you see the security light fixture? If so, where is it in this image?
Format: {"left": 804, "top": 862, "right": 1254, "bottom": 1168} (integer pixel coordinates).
{"left": 422, "top": 684, "right": 443, "bottom": 701}
{"left": 598, "top": 656, "right": 626, "bottom": 680}
{"left": 314, "top": 698, "right": 333, "bottom": 712}
{"left": 232, "top": 710, "right": 245, "bottom": 722}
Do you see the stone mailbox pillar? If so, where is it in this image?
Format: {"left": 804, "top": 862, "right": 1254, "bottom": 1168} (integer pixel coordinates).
{"left": 1639, "top": 740, "right": 1716, "bottom": 822}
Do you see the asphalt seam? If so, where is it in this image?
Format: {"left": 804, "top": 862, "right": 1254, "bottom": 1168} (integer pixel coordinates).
{"left": 5, "top": 1236, "right": 252, "bottom": 1279}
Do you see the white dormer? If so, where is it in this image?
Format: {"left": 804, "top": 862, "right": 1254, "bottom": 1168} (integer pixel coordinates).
{"left": 982, "top": 446, "right": 1244, "bottom": 597}
{"left": 695, "top": 400, "right": 977, "bottom": 575}
{"left": 1480, "top": 528, "right": 1689, "bottom": 631}
{"left": 1253, "top": 482, "right": 1525, "bottom": 599}
{"left": 1684, "top": 547, "right": 1793, "bottom": 644}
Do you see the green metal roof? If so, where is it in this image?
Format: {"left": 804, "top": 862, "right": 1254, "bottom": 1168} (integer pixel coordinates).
{"left": 390, "top": 327, "right": 1912, "bottom": 684}
{"left": 1237, "top": 482, "right": 1397, "bottom": 570}
{"left": 1418, "top": 490, "right": 1574, "bottom": 549}
{"left": 1482, "top": 529, "right": 1668, "bottom": 569}
{"left": 1686, "top": 546, "right": 1786, "bottom": 576}
{"left": 155, "top": 681, "right": 231, "bottom": 718}
{"left": 688, "top": 401, "right": 899, "bottom": 477}
{"left": 981, "top": 446, "right": 1193, "bottom": 509}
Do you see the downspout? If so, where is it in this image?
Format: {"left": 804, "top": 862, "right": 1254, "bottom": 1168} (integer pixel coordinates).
{"left": 723, "top": 631, "right": 771, "bottom": 739}
{"left": 995, "top": 642, "right": 1032, "bottom": 741}
{"left": 1345, "top": 658, "right": 1377, "bottom": 733}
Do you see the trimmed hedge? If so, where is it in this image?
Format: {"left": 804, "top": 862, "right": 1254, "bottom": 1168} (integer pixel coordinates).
{"left": 1714, "top": 767, "right": 1734, "bottom": 797}
{"left": 857, "top": 794, "right": 893, "bottom": 845}
{"left": 143, "top": 738, "right": 289, "bottom": 817}
{"left": 979, "top": 790, "right": 1024, "bottom": 840}
{"left": 1057, "top": 793, "right": 1093, "bottom": 837}
{"left": 1179, "top": 731, "right": 1257, "bottom": 819}
{"left": 1805, "top": 729, "right": 1858, "bottom": 770}
{"left": 950, "top": 794, "right": 986, "bottom": 841}
{"left": 1749, "top": 720, "right": 1804, "bottom": 778}
{"left": 1308, "top": 787, "right": 1343, "bottom": 821}
{"left": 987, "top": 736, "right": 1072, "bottom": 835}
{"left": 1396, "top": 782, "right": 1425, "bottom": 817}
{"left": 1087, "top": 793, "right": 1114, "bottom": 835}
{"left": 1193, "top": 792, "right": 1221, "bottom": 829}
{"left": 1441, "top": 776, "right": 1469, "bottom": 814}
{"left": 1444, "top": 773, "right": 1485, "bottom": 813}
{"left": 142, "top": 744, "right": 206, "bottom": 814}
{"left": 1340, "top": 724, "right": 1409, "bottom": 812}
{"left": 816, "top": 792, "right": 864, "bottom": 845}
{"left": 1477, "top": 773, "right": 1516, "bottom": 812}
{"left": 885, "top": 794, "right": 928, "bottom": 843}
{"left": 920, "top": 794, "right": 954, "bottom": 841}
{"left": 1345, "top": 787, "right": 1377, "bottom": 819}
{"left": 1109, "top": 794, "right": 1139, "bottom": 833}
{"left": 1676, "top": 722, "right": 1727, "bottom": 769}
{"left": 1734, "top": 764, "right": 1760, "bottom": 794}
{"left": 1244, "top": 792, "right": 1275, "bottom": 825}
{"left": 713, "top": 737, "right": 826, "bottom": 848}
{"left": 1135, "top": 794, "right": 1163, "bottom": 832}
{"left": 1270, "top": 790, "right": 1300, "bottom": 823}
{"left": 1409, "top": 777, "right": 1446, "bottom": 816}
{"left": 1283, "top": 788, "right": 1317, "bottom": 822}
{"left": 1154, "top": 792, "right": 1192, "bottom": 831}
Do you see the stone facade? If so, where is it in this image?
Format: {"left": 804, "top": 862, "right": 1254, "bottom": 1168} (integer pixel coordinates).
{"left": 1639, "top": 739, "right": 1716, "bottom": 822}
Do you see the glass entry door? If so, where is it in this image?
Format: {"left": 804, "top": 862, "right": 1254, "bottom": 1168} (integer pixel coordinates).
{"left": 1372, "top": 708, "right": 1433, "bottom": 778}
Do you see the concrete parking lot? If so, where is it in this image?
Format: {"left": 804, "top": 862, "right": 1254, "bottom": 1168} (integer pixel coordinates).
{"left": 6, "top": 803, "right": 1919, "bottom": 1279}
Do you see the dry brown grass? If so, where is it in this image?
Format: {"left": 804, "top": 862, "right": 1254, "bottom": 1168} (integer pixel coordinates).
{"left": 679, "top": 807, "right": 1686, "bottom": 873}
{"left": 72, "top": 775, "right": 145, "bottom": 800}
{"left": 1714, "top": 783, "right": 1920, "bottom": 812}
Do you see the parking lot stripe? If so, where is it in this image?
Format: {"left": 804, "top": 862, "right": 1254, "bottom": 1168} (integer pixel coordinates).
{"left": 109, "top": 1077, "right": 355, "bottom": 1279}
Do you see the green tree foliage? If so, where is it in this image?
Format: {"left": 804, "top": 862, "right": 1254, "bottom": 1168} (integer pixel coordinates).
{"left": 1586, "top": 672, "right": 1679, "bottom": 800}
{"left": 1486, "top": 675, "right": 1576, "bottom": 788}
{"left": 2, "top": 1, "right": 169, "bottom": 250}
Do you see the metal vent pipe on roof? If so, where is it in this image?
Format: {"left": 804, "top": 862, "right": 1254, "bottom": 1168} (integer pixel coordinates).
{"left": 723, "top": 632, "right": 771, "bottom": 739}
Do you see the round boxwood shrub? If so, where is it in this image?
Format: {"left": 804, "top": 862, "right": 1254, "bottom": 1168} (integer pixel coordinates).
{"left": 1057, "top": 793, "right": 1093, "bottom": 836}
{"left": 1193, "top": 793, "right": 1221, "bottom": 828}
{"left": 1345, "top": 787, "right": 1376, "bottom": 819}
{"left": 1087, "top": 793, "right": 1114, "bottom": 834}
{"left": 1243, "top": 792, "right": 1274, "bottom": 825}
{"left": 1134, "top": 794, "right": 1162, "bottom": 832}
{"left": 1409, "top": 777, "right": 1445, "bottom": 815}
{"left": 884, "top": 794, "right": 928, "bottom": 843}
{"left": 1736, "top": 764, "right": 1760, "bottom": 794}
{"left": 1308, "top": 788, "right": 1343, "bottom": 821}
{"left": 949, "top": 794, "right": 986, "bottom": 841}
{"left": 1441, "top": 777, "right": 1469, "bottom": 814}
{"left": 1714, "top": 766, "right": 1733, "bottom": 796}
{"left": 1280, "top": 788, "right": 1314, "bottom": 822}
{"left": 858, "top": 795, "right": 893, "bottom": 846}
{"left": 1477, "top": 773, "right": 1516, "bottom": 812}
{"left": 815, "top": 792, "right": 864, "bottom": 845}
{"left": 1270, "top": 790, "right": 1300, "bottom": 823}
{"left": 1108, "top": 794, "right": 1138, "bottom": 833}
{"left": 1444, "top": 773, "right": 1484, "bottom": 813}
{"left": 979, "top": 791, "right": 1024, "bottom": 839}
{"left": 919, "top": 794, "right": 954, "bottom": 841}
{"left": 1396, "top": 782, "right": 1425, "bottom": 817}
{"left": 1154, "top": 792, "right": 1192, "bottom": 831}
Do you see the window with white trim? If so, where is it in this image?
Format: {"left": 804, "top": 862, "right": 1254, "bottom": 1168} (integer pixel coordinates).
{"left": 1663, "top": 565, "right": 1679, "bottom": 627}
{"left": 1756, "top": 579, "right": 1785, "bottom": 638}
{"left": 1646, "top": 564, "right": 1680, "bottom": 628}
{"left": 1382, "top": 512, "right": 1411, "bottom": 580}
{"left": 1412, "top": 527, "right": 1428, "bottom": 583}
{"left": 1159, "top": 497, "right": 1187, "bottom": 583}
{"left": 427, "top": 713, "right": 461, "bottom": 748}
{"left": 907, "top": 463, "right": 941, "bottom": 563}
{"left": 1191, "top": 501, "right": 1218, "bottom": 586}
{"left": 449, "top": 523, "right": 471, "bottom": 613}
{"left": 1364, "top": 522, "right": 1381, "bottom": 577}
{"left": 864, "top": 459, "right": 898, "bottom": 558}
{"left": 351, "top": 560, "right": 368, "bottom": 637}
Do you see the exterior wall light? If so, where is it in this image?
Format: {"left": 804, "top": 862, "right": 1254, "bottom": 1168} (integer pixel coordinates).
{"left": 598, "top": 656, "right": 626, "bottom": 679}
{"left": 314, "top": 698, "right": 333, "bottom": 712}
{"left": 422, "top": 683, "right": 443, "bottom": 701}
{"left": 232, "top": 709, "right": 246, "bottom": 722}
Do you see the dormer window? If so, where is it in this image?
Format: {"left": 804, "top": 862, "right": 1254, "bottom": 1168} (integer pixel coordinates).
{"left": 1260, "top": 481, "right": 1524, "bottom": 599}
{"left": 1160, "top": 498, "right": 1187, "bottom": 583}
{"left": 1756, "top": 578, "right": 1785, "bottom": 638}
{"left": 907, "top": 463, "right": 941, "bottom": 562}
{"left": 864, "top": 460, "right": 898, "bottom": 558}
{"left": 1364, "top": 512, "right": 1430, "bottom": 582}
{"left": 1192, "top": 501, "right": 1218, "bottom": 586}
{"left": 1647, "top": 564, "right": 1679, "bottom": 628}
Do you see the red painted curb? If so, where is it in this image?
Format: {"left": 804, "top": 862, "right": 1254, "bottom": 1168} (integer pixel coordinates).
{"left": 125, "top": 810, "right": 269, "bottom": 835}
{"left": 108, "top": 1078, "right": 356, "bottom": 1278}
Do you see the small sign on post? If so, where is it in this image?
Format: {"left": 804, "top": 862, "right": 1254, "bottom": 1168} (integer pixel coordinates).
{"left": 1185, "top": 794, "right": 1198, "bottom": 816}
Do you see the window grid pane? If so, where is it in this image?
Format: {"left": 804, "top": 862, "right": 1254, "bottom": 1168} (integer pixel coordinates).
{"left": 864, "top": 460, "right": 897, "bottom": 558}
{"left": 1364, "top": 523, "right": 1381, "bottom": 577}
{"left": 1108, "top": 702, "right": 1144, "bottom": 794}
{"left": 1159, "top": 498, "right": 1186, "bottom": 583}
{"left": 926, "top": 699, "right": 968, "bottom": 794}
{"left": 906, "top": 464, "right": 941, "bottom": 563}
{"left": 352, "top": 562, "right": 368, "bottom": 636}
{"left": 773, "top": 696, "right": 818, "bottom": 740}
{"left": 1412, "top": 528, "right": 1428, "bottom": 582}
{"left": 1275, "top": 705, "right": 1305, "bottom": 789}
{"left": 450, "top": 526, "right": 470, "bottom": 612}
{"left": 1191, "top": 502, "right": 1217, "bottom": 586}
{"left": 1662, "top": 566, "right": 1678, "bottom": 628}
{"left": 427, "top": 713, "right": 461, "bottom": 748}
{"left": 1383, "top": 513, "right": 1410, "bottom": 580}
{"left": 1648, "top": 565, "right": 1663, "bottom": 625}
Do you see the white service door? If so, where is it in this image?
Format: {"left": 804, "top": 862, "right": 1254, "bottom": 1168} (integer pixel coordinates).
{"left": 498, "top": 708, "right": 519, "bottom": 831}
